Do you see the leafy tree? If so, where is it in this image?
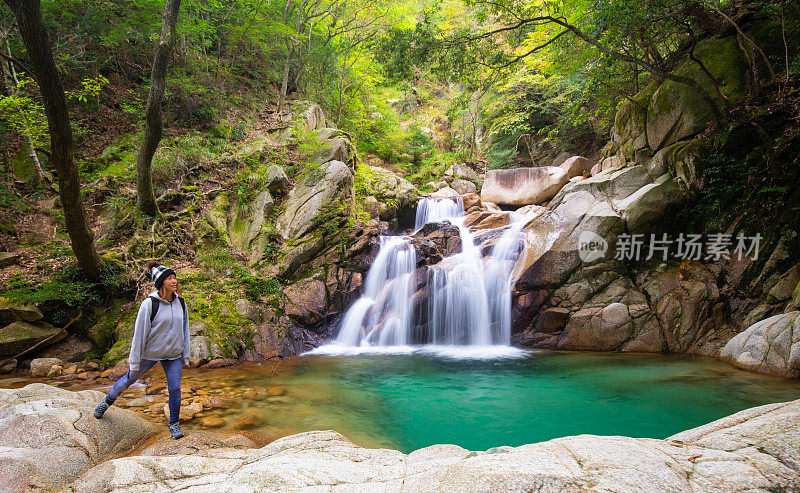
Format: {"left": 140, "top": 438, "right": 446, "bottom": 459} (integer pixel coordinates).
{"left": 2, "top": 0, "right": 103, "bottom": 279}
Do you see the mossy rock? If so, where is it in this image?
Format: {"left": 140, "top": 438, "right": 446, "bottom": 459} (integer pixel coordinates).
{"left": 0, "top": 299, "right": 44, "bottom": 325}
{"left": 84, "top": 300, "right": 127, "bottom": 349}
{"left": 646, "top": 35, "right": 748, "bottom": 151}
{"left": 0, "top": 321, "right": 64, "bottom": 357}
{"left": 102, "top": 338, "right": 131, "bottom": 367}
{"left": 614, "top": 80, "right": 657, "bottom": 159}
{"left": 182, "top": 285, "right": 254, "bottom": 357}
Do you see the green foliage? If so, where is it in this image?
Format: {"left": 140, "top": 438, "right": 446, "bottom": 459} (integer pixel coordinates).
{"left": 240, "top": 275, "right": 281, "bottom": 303}
{"left": 66, "top": 75, "right": 109, "bottom": 109}
{"left": 196, "top": 249, "right": 239, "bottom": 274}
{"left": 0, "top": 75, "right": 48, "bottom": 149}
{"left": 1, "top": 259, "right": 132, "bottom": 326}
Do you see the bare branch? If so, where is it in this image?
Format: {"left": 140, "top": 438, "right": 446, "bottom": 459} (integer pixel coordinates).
{"left": 0, "top": 47, "right": 31, "bottom": 75}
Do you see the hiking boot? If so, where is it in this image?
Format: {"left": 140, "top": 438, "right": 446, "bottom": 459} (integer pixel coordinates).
{"left": 93, "top": 397, "right": 111, "bottom": 419}
{"left": 168, "top": 421, "right": 184, "bottom": 439}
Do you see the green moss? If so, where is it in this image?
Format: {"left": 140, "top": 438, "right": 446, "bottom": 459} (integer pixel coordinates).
{"left": 102, "top": 338, "right": 131, "bottom": 366}
{"left": 85, "top": 300, "right": 126, "bottom": 349}
{"left": 180, "top": 270, "right": 256, "bottom": 356}
{"left": 675, "top": 35, "right": 749, "bottom": 105}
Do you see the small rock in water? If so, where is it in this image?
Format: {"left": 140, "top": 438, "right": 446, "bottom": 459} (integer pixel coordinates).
{"left": 147, "top": 383, "right": 166, "bottom": 395}
{"left": 266, "top": 387, "right": 285, "bottom": 396}
{"left": 205, "top": 396, "right": 235, "bottom": 409}
{"left": 29, "top": 358, "right": 63, "bottom": 378}
{"left": 203, "top": 358, "right": 238, "bottom": 369}
{"left": 198, "top": 416, "right": 225, "bottom": 429}
{"left": 47, "top": 365, "right": 63, "bottom": 378}
{"left": 165, "top": 401, "right": 204, "bottom": 421}
{"left": 126, "top": 397, "right": 150, "bottom": 407}
{"left": 233, "top": 415, "right": 261, "bottom": 429}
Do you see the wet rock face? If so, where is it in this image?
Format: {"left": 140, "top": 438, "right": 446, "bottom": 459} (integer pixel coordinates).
{"left": 640, "top": 261, "right": 730, "bottom": 355}
{"left": 513, "top": 257, "right": 735, "bottom": 355}
{"left": 514, "top": 260, "right": 663, "bottom": 351}
{"left": 412, "top": 221, "right": 462, "bottom": 261}
{"left": 283, "top": 278, "right": 327, "bottom": 326}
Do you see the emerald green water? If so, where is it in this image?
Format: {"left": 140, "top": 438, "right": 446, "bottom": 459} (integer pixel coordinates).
{"left": 249, "top": 351, "right": 800, "bottom": 453}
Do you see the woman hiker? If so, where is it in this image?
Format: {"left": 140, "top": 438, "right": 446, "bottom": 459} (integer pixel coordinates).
{"left": 93, "top": 261, "right": 190, "bottom": 439}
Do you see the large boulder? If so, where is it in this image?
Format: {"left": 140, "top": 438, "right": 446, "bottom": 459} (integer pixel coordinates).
{"left": 366, "top": 166, "right": 419, "bottom": 207}
{"left": 450, "top": 178, "right": 477, "bottom": 195}
{"left": 0, "top": 383, "right": 156, "bottom": 492}
{"left": 481, "top": 167, "right": 569, "bottom": 206}
{"left": 278, "top": 160, "right": 354, "bottom": 239}
{"left": 68, "top": 401, "right": 800, "bottom": 491}
{"left": 559, "top": 156, "right": 594, "bottom": 179}
{"left": 720, "top": 311, "right": 800, "bottom": 378}
{"left": 313, "top": 128, "right": 356, "bottom": 169}
{"left": 265, "top": 165, "right": 290, "bottom": 195}
{"left": 645, "top": 35, "right": 748, "bottom": 151}
{"left": 431, "top": 186, "right": 459, "bottom": 197}
{"left": 614, "top": 82, "right": 656, "bottom": 158}
{"left": 615, "top": 173, "right": 683, "bottom": 233}
{"left": 444, "top": 163, "right": 482, "bottom": 183}
{"left": 0, "top": 321, "right": 66, "bottom": 357}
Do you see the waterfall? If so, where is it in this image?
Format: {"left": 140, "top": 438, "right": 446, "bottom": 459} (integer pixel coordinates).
{"left": 415, "top": 196, "right": 464, "bottom": 231}
{"left": 317, "top": 197, "right": 529, "bottom": 357}
{"left": 334, "top": 236, "right": 416, "bottom": 346}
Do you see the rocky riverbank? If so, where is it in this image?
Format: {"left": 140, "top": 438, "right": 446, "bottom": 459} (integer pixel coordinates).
{"left": 1, "top": 383, "right": 798, "bottom": 492}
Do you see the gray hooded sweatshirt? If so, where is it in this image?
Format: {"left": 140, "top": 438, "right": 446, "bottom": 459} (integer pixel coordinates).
{"left": 128, "top": 291, "right": 189, "bottom": 371}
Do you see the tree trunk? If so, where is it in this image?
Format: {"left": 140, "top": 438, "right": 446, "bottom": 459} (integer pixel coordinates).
{"left": 278, "top": 39, "right": 294, "bottom": 114}
{"left": 136, "top": 0, "right": 182, "bottom": 217}
{"left": 3, "top": 0, "right": 103, "bottom": 279}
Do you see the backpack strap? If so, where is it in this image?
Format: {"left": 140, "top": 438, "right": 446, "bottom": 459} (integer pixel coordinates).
{"left": 149, "top": 295, "right": 185, "bottom": 324}
{"left": 149, "top": 296, "right": 160, "bottom": 323}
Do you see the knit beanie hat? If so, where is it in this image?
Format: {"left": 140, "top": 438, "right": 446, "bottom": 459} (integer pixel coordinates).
{"left": 148, "top": 262, "right": 176, "bottom": 289}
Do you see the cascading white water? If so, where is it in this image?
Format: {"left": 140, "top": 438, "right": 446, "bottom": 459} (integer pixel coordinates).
{"left": 415, "top": 196, "right": 464, "bottom": 231}
{"left": 326, "top": 197, "right": 528, "bottom": 353}
{"left": 335, "top": 236, "right": 417, "bottom": 346}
